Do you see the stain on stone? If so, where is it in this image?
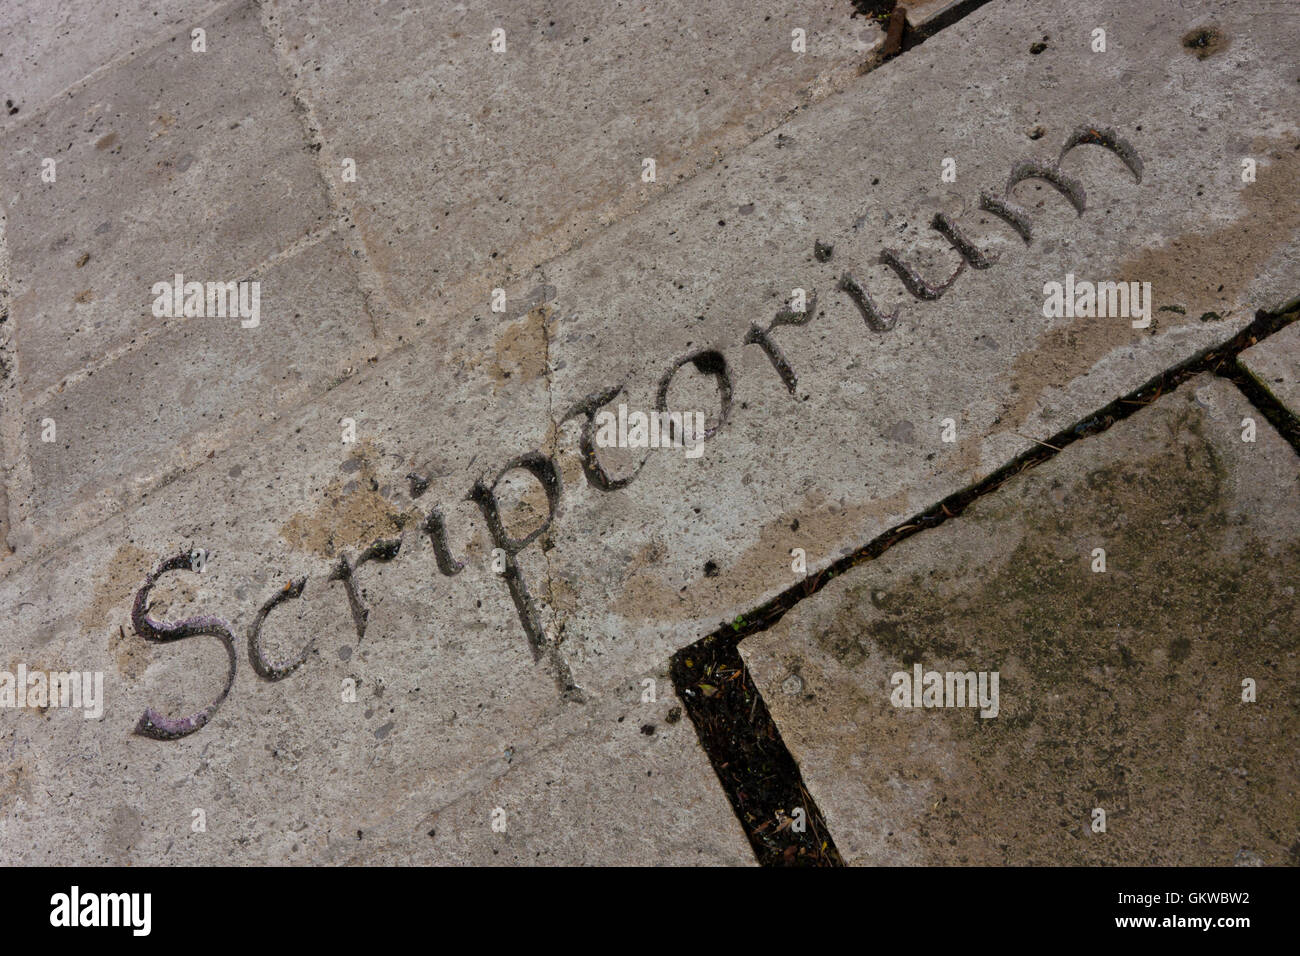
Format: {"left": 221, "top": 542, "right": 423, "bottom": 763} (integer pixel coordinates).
{"left": 1006, "top": 136, "right": 1300, "bottom": 429}
{"left": 104, "top": 804, "right": 144, "bottom": 860}
{"left": 1182, "top": 26, "right": 1228, "bottom": 59}
{"left": 815, "top": 619, "right": 871, "bottom": 669}
{"left": 489, "top": 304, "right": 551, "bottom": 387}
{"left": 0, "top": 759, "right": 33, "bottom": 815}
{"left": 883, "top": 420, "right": 916, "bottom": 445}
{"left": 1120, "top": 134, "right": 1299, "bottom": 313}
{"left": 633, "top": 538, "right": 668, "bottom": 566}
{"left": 494, "top": 468, "right": 554, "bottom": 543}
{"left": 613, "top": 487, "right": 912, "bottom": 623}
{"left": 82, "top": 543, "right": 151, "bottom": 680}
{"left": 280, "top": 444, "right": 419, "bottom": 558}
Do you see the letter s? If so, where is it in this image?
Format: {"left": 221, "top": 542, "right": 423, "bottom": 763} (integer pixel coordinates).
{"left": 130, "top": 552, "right": 238, "bottom": 739}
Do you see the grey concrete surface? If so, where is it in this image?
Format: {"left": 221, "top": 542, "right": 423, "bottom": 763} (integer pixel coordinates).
{"left": 340, "top": 671, "right": 754, "bottom": 865}
{"left": 268, "top": 0, "right": 885, "bottom": 316}
{"left": 1239, "top": 319, "right": 1300, "bottom": 418}
{"left": 742, "top": 375, "right": 1300, "bottom": 865}
{"left": 25, "top": 231, "right": 376, "bottom": 542}
{"left": 0, "top": 0, "right": 218, "bottom": 132}
{"left": 1, "top": 0, "right": 335, "bottom": 396}
{"left": 1, "top": 0, "right": 888, "bottom": 558}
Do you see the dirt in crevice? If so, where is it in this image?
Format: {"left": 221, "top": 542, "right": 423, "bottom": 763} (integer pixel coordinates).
{"left": 490, "top": 304, "right": 551, "bottom": 387}
{"left": 671, "top": 635, "right": 843, "bottom": 866}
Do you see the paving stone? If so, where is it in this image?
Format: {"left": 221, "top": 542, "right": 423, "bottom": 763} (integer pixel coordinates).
{"left": 0, "top": 0, "right": 333, "bottom": 396}
{"left": 0, "top": 0, "right": 215, "bottom": 130}
{"left": 898, "top": 0, "right": 970, "bottom": 31}
{"left": 1239, "top": 319, "right": 1300, "bottom": 419}
{"left": 0, "top": 482, "right": 576, "bottom": 862}
{"left": 17, "top": 231, "right": 377, "bottom": 550}
{"left": 535, "top": 0, "right": 1300, "bottom": 690}
{"left": 268, "top": 0, "right": 885, "bottom": 315}
{"left": 0, "top": 338, "right": 565, "bottom": 862}
{"left": 741, "top": 375, "right": 1300, "bottom": 865}
{"left": 9, "top": 0, "right": 1296, "bottom": 573}
{"left": 340, "top": 672, "right": 754, "bottom": 865}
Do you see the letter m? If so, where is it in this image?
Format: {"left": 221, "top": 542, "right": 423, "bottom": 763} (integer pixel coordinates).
{"left": 946, "top": 671, "right": 978, "bottom": 708}
{"left": 102, "top": 894, "right": 130, "bottom": 926}
{"left": 206, "top": 281, "right": 238, "bottom": 318}
{"left": 1096, "top": 281, "right": 1127, "bottom": 317}
{"left": 51, "top": 672, "right": 81, "bottom": 709}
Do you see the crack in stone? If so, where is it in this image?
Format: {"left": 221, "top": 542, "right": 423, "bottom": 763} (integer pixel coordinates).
{"left": 538, "top": 293, "right": 571, "bottom": 684}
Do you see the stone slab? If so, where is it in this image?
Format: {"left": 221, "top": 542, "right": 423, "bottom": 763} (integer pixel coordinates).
{"left": 12, "top": 0, "right": 1300, "bottom": 574}
{"left": 0, "top": 266, "right": 572, "bottom": 863}
{"left": 0, "top": 0, "right": 216, "bottom": 131}
{"left": 339, "top": 670, "right": 754, "bottom": 866}
{"left": 535, "top": 0, "right": 1300, "bottom": 692}
{"left": 0, "top": 484, "right": 577, "bottom": 863}
{"left": 16, "top": 231, "right": 377, "bottom": 552}
{"left": 0, "top": 0, "right": 334, "bottom": 396}
{"left": 1239, "top": 319, "right": 1300, "bottom": 419}
{"left": 741, "top": 374, "right": 1300, "bottom": 865}
{"left": 898, "top": 0, "right": 971, "bottom": 32}
{"left": 0, "top": 0, "right": 886, "bottom": 559}
{"left": 269, "top": 0, "right": 884, "bottom": 315}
